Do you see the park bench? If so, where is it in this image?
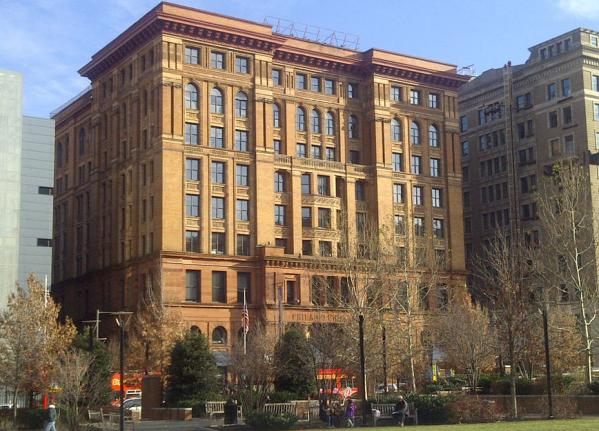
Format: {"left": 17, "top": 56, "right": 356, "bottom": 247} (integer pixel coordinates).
{"left": 372, "top": 402, "right": 418, "bottom": 426}
{"left": 206, "top": 401, "right": 243, "bottom": 421}
{"left": 87, "top": 408, "right": 135, "bottom": 430}
{"left": 263, "top": 402, "right": 296, "bottom": 416}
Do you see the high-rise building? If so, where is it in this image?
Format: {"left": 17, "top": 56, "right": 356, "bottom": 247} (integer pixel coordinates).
{"left": 52, "top": 2, "right": 468, "bottom": 355}
{"left": 459, "top": 29, "right": 599, "bottom": 270}
{"left": 0, "top": 70, "right": 55, "bottom": 308}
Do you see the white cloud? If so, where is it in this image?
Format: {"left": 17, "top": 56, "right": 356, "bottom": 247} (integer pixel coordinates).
{"left": 557, "top": 0, "right": 599, "bottom": 19}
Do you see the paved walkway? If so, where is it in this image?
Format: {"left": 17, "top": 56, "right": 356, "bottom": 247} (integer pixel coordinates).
{"left": 132, "top": 418, "right": 218, "bottom": 431}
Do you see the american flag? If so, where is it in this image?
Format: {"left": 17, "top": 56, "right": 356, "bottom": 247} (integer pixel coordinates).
{"left": 242, "top": 290, "right": 249, "bottom": 334}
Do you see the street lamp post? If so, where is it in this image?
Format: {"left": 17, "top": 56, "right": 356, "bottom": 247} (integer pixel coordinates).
{"left": 358, "top": 314, "right": 367, "bottom": 425}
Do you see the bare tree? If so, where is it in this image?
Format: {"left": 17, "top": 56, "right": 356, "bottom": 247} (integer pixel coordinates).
{"left": 54, "top": 348, "right": 108, "bottom": 431}
{"left": 127, "top": 272, "right": 185, "bottom": 382}
{"left": 535, "top": 161, "right": 599, "bottom": 384}
{"left": 230, "top": 322, "right": 277, "bottom": 411}
{"left": 385, "top": 218, "right": 444, "bottom": 393}
{"left": 0, "top": 275, "right": 76, "bottom": 423}
{"left": 473, "top": 232, "right": 535, "bottom": 419}
{"left": 435, "top": 301, "right": 495, "bottom": 393}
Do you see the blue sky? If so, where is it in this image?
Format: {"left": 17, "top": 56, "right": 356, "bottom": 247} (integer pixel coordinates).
{"left": 2, "top": 0, "right": 599, "bottom": 118}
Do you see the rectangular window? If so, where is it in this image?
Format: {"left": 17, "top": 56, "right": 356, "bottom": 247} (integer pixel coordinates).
{"left": 235, "top": 130, "right": 249, "bottom": 151}
{"left": 185, "top": 123, "right": 199, "bottom": 145}
{"left": 211, "top": 232, "right": 226, "bottom": 254}
{"left": 413, "top": 185, "right": 424, "bottom": 206}
{"left": 185, "top": 159, "right": 200, "bottom": 181}
{"left": 274, "top": 172, "right": 286, "bottom": 192}
{"left": 414, "top": 217, "right": 425, "bottom": 236}
{"left": 391, "top": 86, "right": 402, "bottom": 102}
{"left": 348, "top": 83, "right": 358, "bottom": 99}
{"left": 236, "top": 164, "right": 249, "bottom": 186}
{"left": 212, "top": 271, "right": 226, "bottom": 303}
{"left": 311, "top": 76, "right": 321, "bottom": 92}
{"left": 461, "top": 141, "right": 469, "bottom": 157}
{"left": 272, "top": 69, "right": 282, "bottom": 86}
{"left": 318, "top": 208, "right": 331, "bottom": 229}
{"left": 394, "top": 214, "right": 405, "bottom": 235}
{"left": 212, "top": 197, "right": 225, "bottom": 219}
{"left": 594, "top": 103, "right": 599, "bottom": 121}
{"left": 185, "top": 231, "right": 200, "bottom": 252}
{"left": 211, "top": 52, "right": 225, "bottom": 69}
{"left": 185, "top": 270, "right": 200, "bottom": 301}
{"left": 184, "top": 47, "right": 199, "bottom": 65}
{"left": 592, "top": 35, "right": 599, "bottom": 47}
{"left": 311, "top": 145, "right": 322, "bottom": 159}
{"left": 302, "top": 207, "right": 312, "bottom": 227}
{"left": 211, "top": 161, "right": 225, "bottom": 184}
{"left": 273, "top": 139, "right": 282, "bottom": 154}
{"left": 561, "top": 78, "right": 571, "bottom": 97}
{"left": 549, "top": 111, "right": 558, "bottom": 128}
{"left": 302, "top": 240, "right": 312, "bottom": 256}
{"left": 592, "top": 75, "right": 599, "bottom": 92}
{"left": 563, "top": 106, "right": 572, "bottom": 125}
{"left": 237, "top": 272, "right": 252, "bottom": 305}
{"left": 38, "top": 186, "right": 53, "bottom": 195}
{"left": 410, "top": 89, "right": 421, "bottom": 105}
{"left": 319, "top": 241, "right": 332, "bottom": 257}
{"left": 355, "top": 181, "right": 365, "bottom": 201}
{"left": 460, "top": 116, "right": 468, "bottom": 132}
{"left": 564, "top": 135, "right": 575, "bottom": 154}
{"left": 392, "top": 152, "right": 403, "bottom": 172}
{"left": 393, "top": 183, "right": 404, "bottom": 204}
{"left": 296, "top": 143, "right": 307, "bottom": 158}
{"left": 547, "top": 83, "right": 557, "bottom": 100}
{"left": 433, "top": 219, "right": 444, "bottom": 239}
{"left": 430, "top": 158, "right": 441, "bottom": 177}
{"left": 296, "top": 73, "right": 307, "bottom": 90}
{"left": 275, "top": 205, "right": 286, "bottom": 225}
{"left": 37, "top": 238, "right": 52, "bottom": 247}
{"left": 349, "top": 150, "right": 360, "bottom": 164}
{"left": 237, "top": 234, "right": 250, "bottom": 256}
{"left": 596, "top": 131, "right": 599, "bottom": 149}
{"left": 326, "top": 147, "right": 336, "bottom": 161}
{"left": 236, "top": 199, "right": 249, "bottom": 221}
{"left": 235, "top": 56, "right": 249, "bottom": 74}
{"left": 411, "top": 155, "right": 422, "bottom": 174}
{"left": 301, "top": 174, "right": 311, "bottom": 194}
{"left": 324, "top": 79, "right": 335, "bottom": 95}
{"left": 209, "top": 126, "right": 224, "bottom": 148}
{"left": 428, "top": 93, "right": 440, "bottom": 109}
{"left": 185, "top": 194, "right": 199, "bottom": 217}
{"left": 317, "top": 175, "right": 330, "bottom": 196}
{"left": 432, "top": 188, "right": 442, "bottom": 208}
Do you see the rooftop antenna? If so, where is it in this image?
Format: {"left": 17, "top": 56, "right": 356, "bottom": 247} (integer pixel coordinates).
{"left": 264, "top": 16, "right": 360, "bottom": 50}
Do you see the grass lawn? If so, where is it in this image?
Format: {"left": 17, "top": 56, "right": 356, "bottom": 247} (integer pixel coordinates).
{"left": 304, "top": 418, "right": 599, "bottom": 431}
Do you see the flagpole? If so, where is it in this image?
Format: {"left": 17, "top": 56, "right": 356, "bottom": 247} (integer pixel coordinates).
{"left": 243, "top": 289, "right": 247, "bottom": 355}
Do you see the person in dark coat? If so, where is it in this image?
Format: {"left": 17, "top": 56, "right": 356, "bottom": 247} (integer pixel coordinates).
{"left": 44, "top": 404, "right": 57, "bottom": 431}
{"left": 391, "top": 395, "right": 408, "bottom": 427}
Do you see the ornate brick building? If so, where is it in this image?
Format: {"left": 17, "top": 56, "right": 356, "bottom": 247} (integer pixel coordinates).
{"left": 52, "top": 2, "right": 468, "bottom": 356}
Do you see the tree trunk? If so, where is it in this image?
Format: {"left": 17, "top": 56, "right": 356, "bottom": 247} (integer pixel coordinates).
{"left": 407, "top": 318, "right": 417, "bottom": 393}
{"left": 11, "top": 385, "right": 18, "bottom": 425}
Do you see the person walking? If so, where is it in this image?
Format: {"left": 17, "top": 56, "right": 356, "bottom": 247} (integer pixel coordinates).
{"left": 44, "top": 404, "right": 58, "bottom": 431}
{"left": 344, "top": 399, "right": 356, "bottom": 428}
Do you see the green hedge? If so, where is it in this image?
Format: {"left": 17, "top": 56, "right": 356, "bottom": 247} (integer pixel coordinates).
{"left": 245, "top": 410, "right": 298, "bottom": 430}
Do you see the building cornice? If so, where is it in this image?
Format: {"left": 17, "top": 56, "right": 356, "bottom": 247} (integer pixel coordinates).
{"left": 78, "top": 2, "right": 469, "bottom": 90}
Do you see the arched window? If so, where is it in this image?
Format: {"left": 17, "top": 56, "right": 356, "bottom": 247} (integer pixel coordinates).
{"left": 56, "top": 142, "right": 63, "bottom": 167}
{"left": 185, "top": 83, "right": 198, "bottom": 110}
{"left": 296, "top": 107, "right": 306, "bottom": 132}
{"left": 391, "top": 118, "right": 401, "bottom": 141}
{"left": 273, "top": 103, "right": 281, "bottom": 128}
{"left": 210, "top": 88, "right": 224, "bottom": 114}
{"left": 235, "top": 91, "right": 248, "bottom": 118}
{"left": 78, "top": 128, "right": 85, "bottom": 155}
{"left": 429, "top": 124, "right": 439, "bottom": 147}
{"left": 325, "top": 112, "right": 335, "bottom": 136}
{"left": 311, "top": 109, "right": 321, "bottom": 133}
{"left": 410, "top": 121, "right": 420, "bottom": 145}
{"left": 190, "top": 325, "right": 201, "bottom": 333}
{"left": 348, "top": 115, "right": 359, "bottom": 139}
{"left": 212, "top": 326, "right": 227, "bottom": 344}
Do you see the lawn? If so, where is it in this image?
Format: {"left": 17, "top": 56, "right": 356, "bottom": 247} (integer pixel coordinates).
{"left": 305, "top": 418, "right": 599, "bottom": 431}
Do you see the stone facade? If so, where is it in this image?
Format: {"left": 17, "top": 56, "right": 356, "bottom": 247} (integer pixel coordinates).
{"left": 52, "top": 2, "right": 468, "bottom": 353}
